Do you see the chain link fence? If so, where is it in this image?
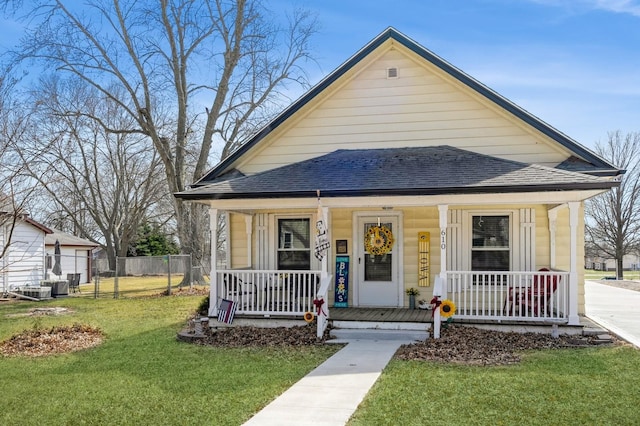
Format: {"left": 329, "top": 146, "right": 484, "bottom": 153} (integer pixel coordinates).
{"left": 91, "top": 255, "right": 210, "bottom": 298}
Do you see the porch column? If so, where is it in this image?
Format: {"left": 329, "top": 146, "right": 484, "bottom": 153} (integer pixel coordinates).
{"left": 438, "top": 204, "right": 448, "bottom": 281}
{"left": 321, "top": 206, "right": 329, "bottom": 279}
{"left": 568, "top": 201, "right": 580, "bottom": 325}
{"left": 245, "top": 215, "right": 253, "bottom": 268}
{"left": 209, "top": 208, "right": 219, "bottom": 317}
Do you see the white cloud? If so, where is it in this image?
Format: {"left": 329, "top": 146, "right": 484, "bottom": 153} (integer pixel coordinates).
{"left": 529, "top": 0, "right": 640, "bottom": 16}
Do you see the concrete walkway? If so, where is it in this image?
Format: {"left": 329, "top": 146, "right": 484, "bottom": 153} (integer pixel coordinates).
{"left": 585, "top": 280, "right": 640, "bottom": 348}
{"left": 243, "top": 330, "right": 427, "bottom": 426}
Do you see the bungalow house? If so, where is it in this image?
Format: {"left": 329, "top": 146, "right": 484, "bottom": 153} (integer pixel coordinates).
{"left": 175, "top": 28, "right": 620, "bottom": 332}
{"left": 1, "top": 213, "right": 53, "bottom": 293}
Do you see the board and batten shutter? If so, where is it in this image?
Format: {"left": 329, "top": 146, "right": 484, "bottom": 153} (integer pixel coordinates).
{"left": 519, "top": 208, "right": 536, "bottom": 271}
{"left": 446, "top": 209, "right": 463, "bottom": 271}
{"left": 256, "top": 213, "right": 268, "bottom": 269}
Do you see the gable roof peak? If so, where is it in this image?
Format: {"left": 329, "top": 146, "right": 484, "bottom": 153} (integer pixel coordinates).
{"left": 194, "top": 27, "right": 619, "bottom": 185}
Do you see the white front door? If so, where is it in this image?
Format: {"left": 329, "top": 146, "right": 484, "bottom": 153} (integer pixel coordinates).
{"left": 356, "top": 215, "right": 401, "bottom": 307}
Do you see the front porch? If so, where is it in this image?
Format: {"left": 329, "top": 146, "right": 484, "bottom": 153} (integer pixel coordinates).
{"left": 212, "top": 269, "right": 571, "bottom": 324}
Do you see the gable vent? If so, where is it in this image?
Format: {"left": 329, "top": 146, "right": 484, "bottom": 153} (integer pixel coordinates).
{"left": 386, "top": 67, "right": 398, "bottom": 79}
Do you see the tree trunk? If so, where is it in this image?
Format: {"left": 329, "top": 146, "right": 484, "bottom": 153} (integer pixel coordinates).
{"left": 617, "top": 258, "right": 624, "bottom": 279}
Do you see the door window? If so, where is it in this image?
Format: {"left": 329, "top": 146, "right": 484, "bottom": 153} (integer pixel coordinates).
{"left": 364, "top": 222, "right": 393, "bottom": 281}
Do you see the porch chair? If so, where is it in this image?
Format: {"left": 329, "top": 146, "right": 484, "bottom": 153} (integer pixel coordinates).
{"left": 521, "top": 268, "right": 559, "bottom": 317}
{"left": 503, "top": 268, "right": 557, "bottom": 316}
{"left": 222, "top": 274, "right": 256, "bottom": 310}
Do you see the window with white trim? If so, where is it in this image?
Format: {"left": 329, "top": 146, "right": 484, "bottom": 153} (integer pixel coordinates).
{"left": 277, "top": 218, "right": 311, "bottom": 270}
{"left": 471, "top": 215, "right": 510, "bottom": 271}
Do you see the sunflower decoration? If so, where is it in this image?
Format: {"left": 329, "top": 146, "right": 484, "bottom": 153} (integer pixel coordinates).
{"left": 303, "top": 311, "right": 314, "bottom": 323}
{"left": 439, "top": 299, "right": 456, "bottom": 318}
{"left": 365, "top": 225, "right": 395, "bottom": 255}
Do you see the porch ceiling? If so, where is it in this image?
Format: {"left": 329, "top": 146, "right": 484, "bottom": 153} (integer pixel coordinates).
{"left": 176, "top": 146, "right": 618, "bottom": 202}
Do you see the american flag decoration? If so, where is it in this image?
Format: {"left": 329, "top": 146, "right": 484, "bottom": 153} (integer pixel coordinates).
{"left": 217, "top": 299, "right": 237, "bottom": 324}
{"left": 314, "top": 190, "right": 330, "bottom": 261}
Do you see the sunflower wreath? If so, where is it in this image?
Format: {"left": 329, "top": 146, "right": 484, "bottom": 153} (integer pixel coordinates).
{"left": 365, "top": 225, "right": 395, "bottom": 255}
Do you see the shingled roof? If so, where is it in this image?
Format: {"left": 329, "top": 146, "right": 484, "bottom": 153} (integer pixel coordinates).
{"left": 176, "top": 146, "right": 616, "bottom": 200}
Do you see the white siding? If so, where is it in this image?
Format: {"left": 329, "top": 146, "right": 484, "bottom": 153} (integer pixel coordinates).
{"left": 47, "top": 247, "right": 92, "bottom": 283}
{"left": 238, "top": 44, "right": 569, "bottom": 175}
{"left": 1, "top": 221, "right": 46, "bottom": 291}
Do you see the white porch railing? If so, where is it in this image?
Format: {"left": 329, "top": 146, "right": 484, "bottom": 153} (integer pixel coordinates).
{"left": 215, "top": 269, "right": 322, "bottom": 316}
{"left": 446, "top": 270, "right": 569, "bottom": 322}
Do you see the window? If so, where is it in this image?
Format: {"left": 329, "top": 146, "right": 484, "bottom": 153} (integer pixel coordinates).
{"left": 471, "top": 215, "right": 510, "bottom": 271}
{"left": 277, "top": 218, "right": 310, "bottom": 270}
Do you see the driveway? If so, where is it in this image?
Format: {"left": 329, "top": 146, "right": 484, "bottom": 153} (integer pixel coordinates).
{"left": 585, "top": 280, "right": 640, "bottom": 348}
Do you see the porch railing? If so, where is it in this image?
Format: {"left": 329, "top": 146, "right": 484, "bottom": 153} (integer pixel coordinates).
{"left": 446, "top": 270, "right": 569, "bottom": 322}
{"left": 214, "top": 269, "right": 322, "bottom": 317}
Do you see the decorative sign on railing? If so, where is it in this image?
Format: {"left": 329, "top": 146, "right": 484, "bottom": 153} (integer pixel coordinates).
{"left": 334, "top": 256, "right": 349, "bottom": 307}
{"left": 418, "top": 232, "right": 430, "bottom": 287}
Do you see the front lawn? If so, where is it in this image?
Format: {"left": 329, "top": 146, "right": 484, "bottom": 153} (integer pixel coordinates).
{"left": 349, "top": 345, "right": 640, "bottom": 425}
{"left": 0, "top": 296, "right": 336, "bottom": 426}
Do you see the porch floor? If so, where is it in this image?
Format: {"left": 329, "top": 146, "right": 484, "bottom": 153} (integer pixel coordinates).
{"left": 329, "top": 307, "right": 432, "bottom": 323}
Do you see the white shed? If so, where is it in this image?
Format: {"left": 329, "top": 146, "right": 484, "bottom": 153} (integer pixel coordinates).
{"left": 1, "top": 215, "right": 53, "bottom": 293}
{"left": 45, "top": 229, "right": 99, "bottom": 284}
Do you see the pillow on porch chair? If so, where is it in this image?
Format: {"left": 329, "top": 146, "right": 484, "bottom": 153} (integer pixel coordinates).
{"left": 223, "top": 274, "right": 257, "bottom": 308}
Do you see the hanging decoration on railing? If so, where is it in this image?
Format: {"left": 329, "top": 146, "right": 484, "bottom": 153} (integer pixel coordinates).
{"left": 365, "top": 225, "right": 395, "bottom": 255}
{"left": 314, "top": 190, "right": 330, "bottom": 261}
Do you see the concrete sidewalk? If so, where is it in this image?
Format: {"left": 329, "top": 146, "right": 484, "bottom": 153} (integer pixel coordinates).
{"left": 585, "top": 280, "right": 640, "bottom": 348}
{"left": 243, "top": 330, "right": 427, "bottom": 426}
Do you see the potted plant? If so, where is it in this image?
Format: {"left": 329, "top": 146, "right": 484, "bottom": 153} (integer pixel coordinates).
{"left": 406, "top": 287, "right": 420, "bottom": 309}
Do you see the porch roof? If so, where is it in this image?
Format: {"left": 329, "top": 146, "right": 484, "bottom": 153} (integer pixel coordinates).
{"left": 176, "top": 146, "right": 618, "bottom": 200}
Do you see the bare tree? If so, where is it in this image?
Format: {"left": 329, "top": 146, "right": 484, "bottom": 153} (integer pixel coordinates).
{"left": 17, "top": 76, "right": 169, "bottom": 273}
{"left": 0, "top": 65, "right": 46, "bottom": 287}
{"left": 585, "top": 131, "right": 640, "bottom": 279}
{"left": 5, "top": 0, "right": 318, "bottom": 280}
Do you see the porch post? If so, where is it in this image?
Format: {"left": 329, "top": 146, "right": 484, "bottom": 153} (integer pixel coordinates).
{"left": 437, "top": 204, "right": 448, "bottom": 281}
{"left": 209, "top": 208, "right": 219, "bottom": 317}
{"left": 245, "top": 215, "right": 253, "bottom": 268}
{"left": 568, "top": 202, "right": 580, "bottom": 325}
{"left": 321, "top": 206, "right": 329, "bottom": 279}
{"left": 435, "top": 204, "right": 448, "bottom": 339}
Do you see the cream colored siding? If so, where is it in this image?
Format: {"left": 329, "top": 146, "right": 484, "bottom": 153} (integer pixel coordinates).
{"left": 553, "top": 204, "right": 586, "bottom": 314}
{"left": 237, "top": 44, "right": 569, "bottom": 175}
{"left": 229, "top": 213, "right": 248, "bottom": 269}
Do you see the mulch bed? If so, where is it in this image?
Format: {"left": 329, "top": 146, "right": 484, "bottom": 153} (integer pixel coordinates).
{"left": 0, "top": 323, "right": 104, "bottom": 357}
{"left": 395, "top": 324, "right": 614, "bottom": 365}
{"left": 193, "top": 322, "right": 617, "bottom": 365}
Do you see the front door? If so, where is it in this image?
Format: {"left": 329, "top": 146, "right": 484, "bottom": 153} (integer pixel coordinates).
{"left": 356, "top": 215, "right": 401, "bottom": 307}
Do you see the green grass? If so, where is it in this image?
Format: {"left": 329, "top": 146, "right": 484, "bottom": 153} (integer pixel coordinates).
{"left": 3, "top": 296, "right": 640, "bottom": 426}
{"left": 78, "top": 275, "right": 210, "bottom": 298}
{"left": 0, "top": 296, "right": 337, "bottom": 426}
{"left": 584, "top": 270, "right": 640, "bottom": 280}
{"left": 349, "top": 347, "right": 640, "bottom": 425}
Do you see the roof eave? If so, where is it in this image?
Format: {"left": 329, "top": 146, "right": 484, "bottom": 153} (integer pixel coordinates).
{"left": 175, "top": 181, "right": 618, "bottom": 201}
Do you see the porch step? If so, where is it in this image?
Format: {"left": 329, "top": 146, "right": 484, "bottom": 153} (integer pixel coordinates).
{"left": 329, "top": 328, "right": 429, "bottom": 344}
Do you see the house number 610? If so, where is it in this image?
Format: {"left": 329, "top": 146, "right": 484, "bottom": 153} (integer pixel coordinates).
{"left": 440, "top": 230, "right": 446, "bottom": 249}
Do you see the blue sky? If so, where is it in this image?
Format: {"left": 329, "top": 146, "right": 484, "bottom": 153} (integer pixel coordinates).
{"left": 2, "top": 0, "right": 638, "bottom": 149}
{"left": 280, "top": 0, "right": 640, "bottom": 149}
